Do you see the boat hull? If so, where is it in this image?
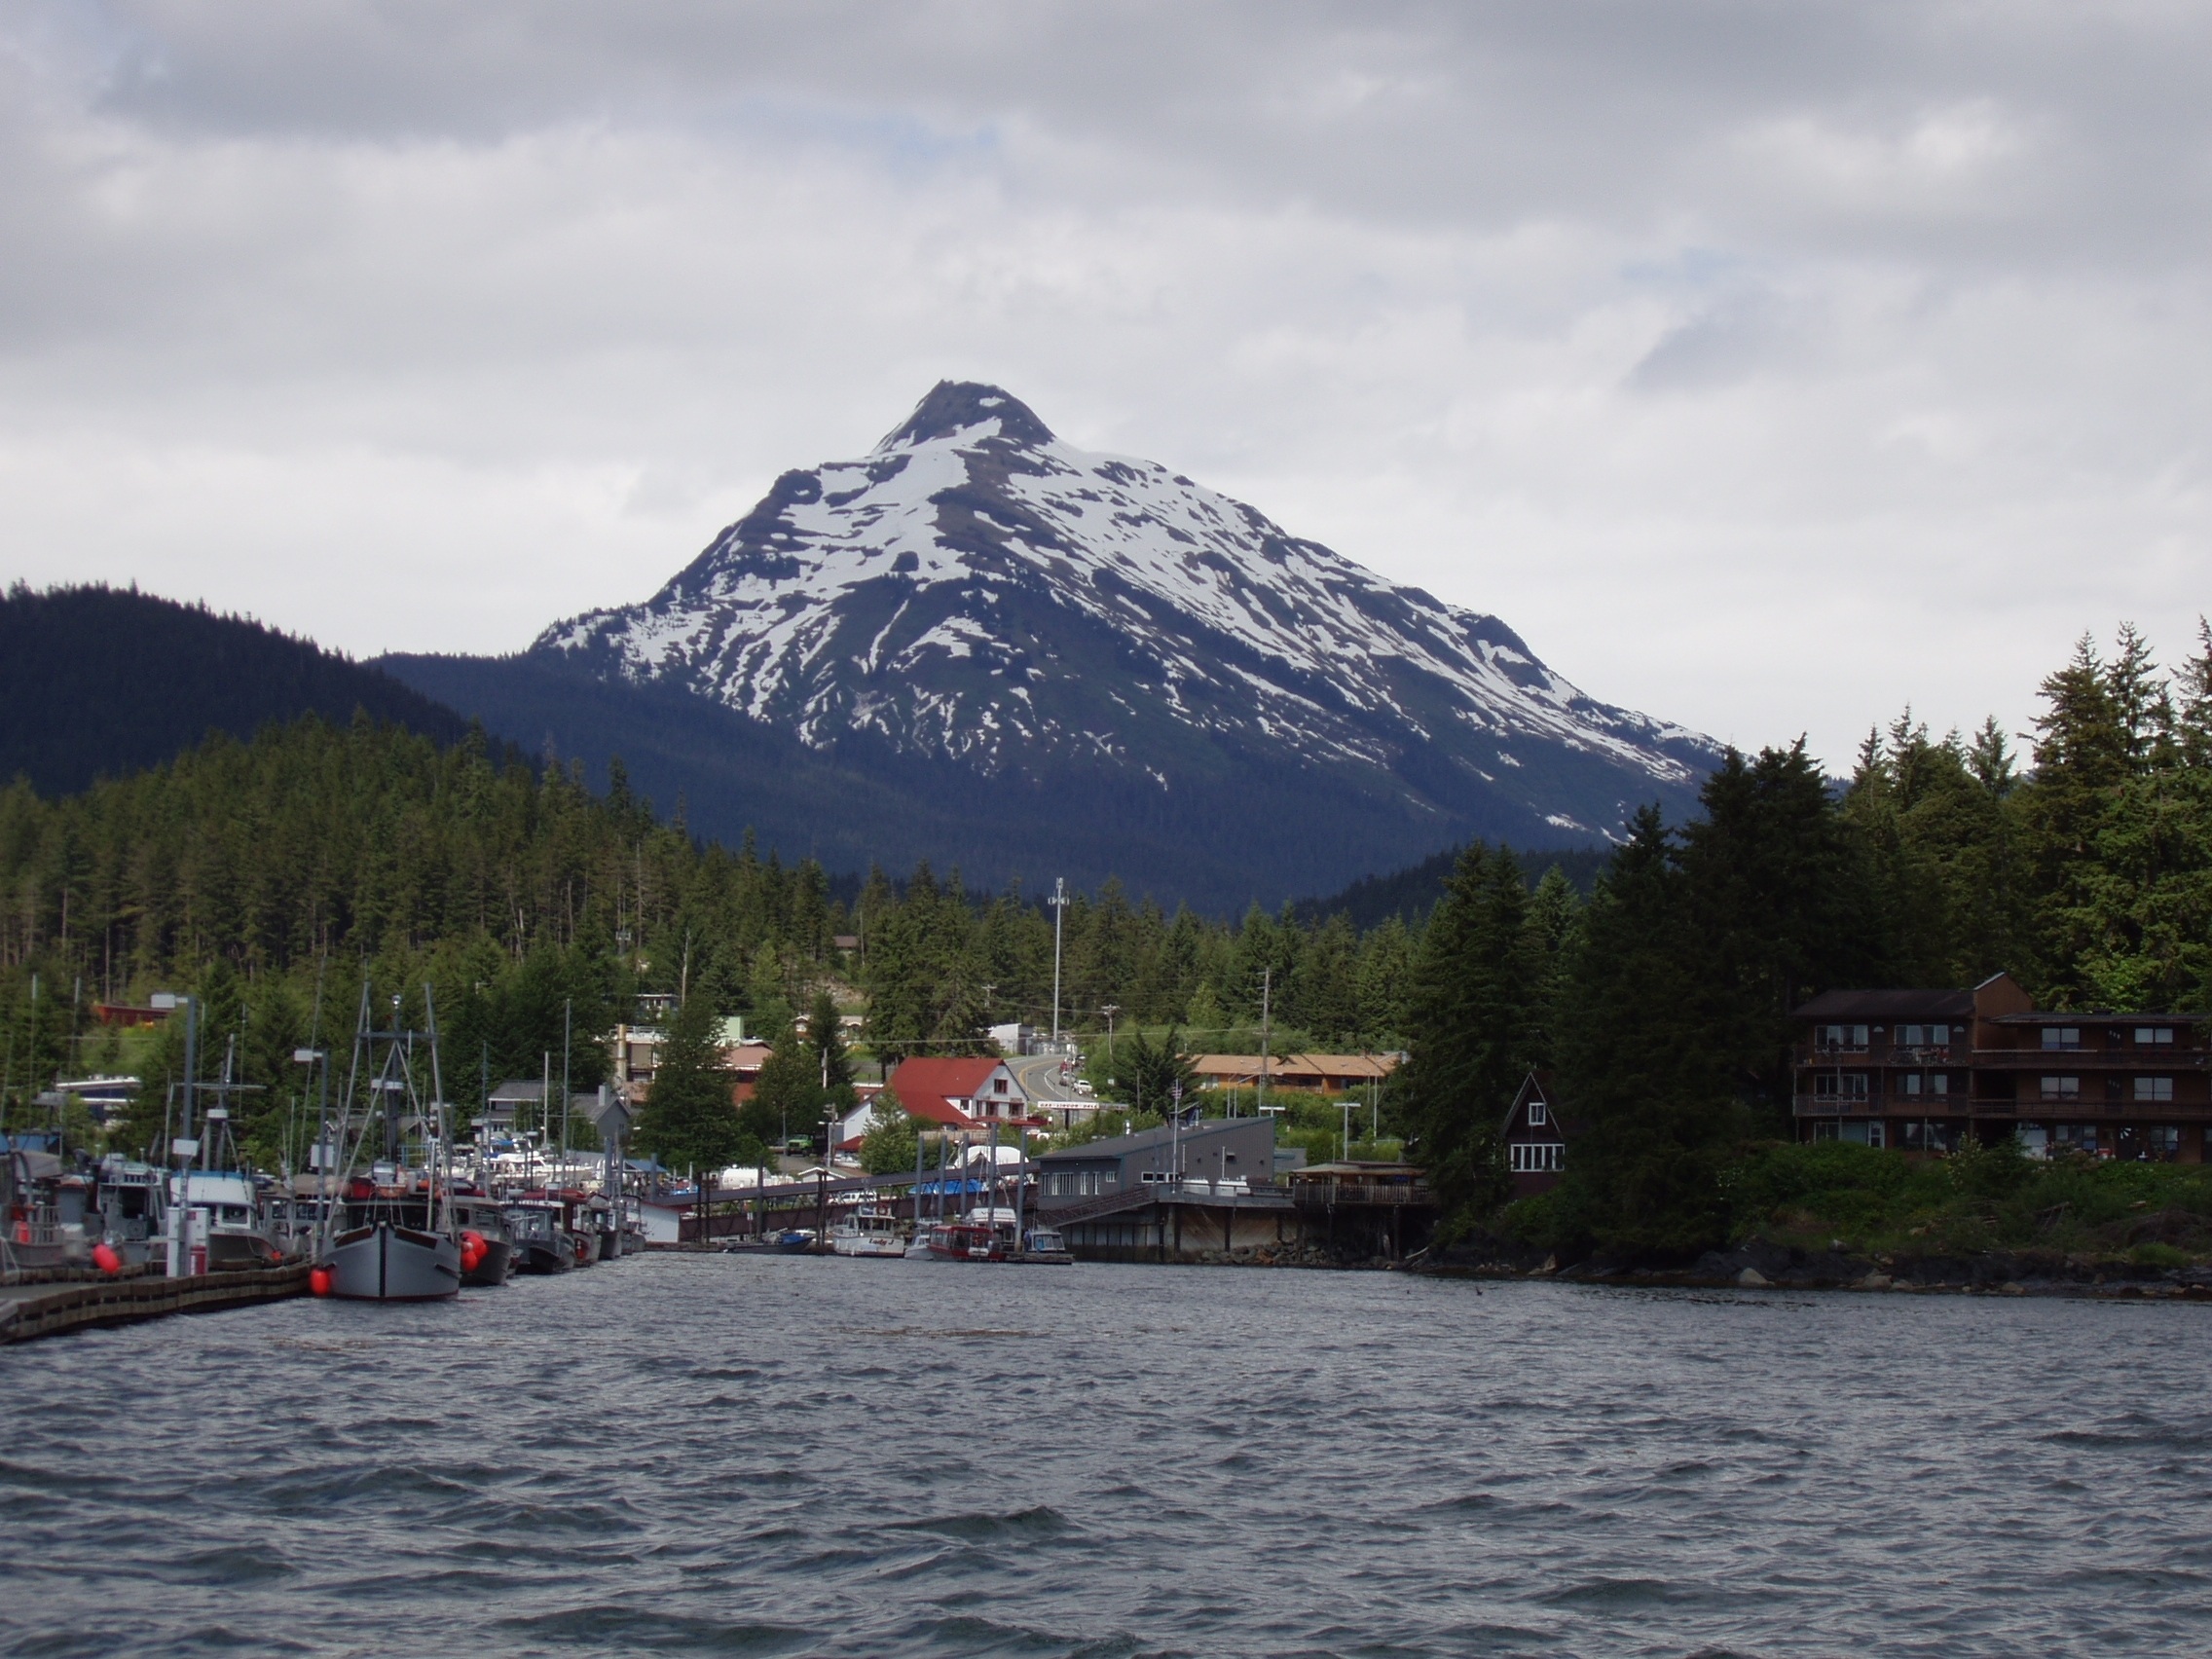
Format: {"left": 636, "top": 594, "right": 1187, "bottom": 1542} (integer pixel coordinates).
{"left": 515, "top": 1241, "right": 572, "bottom": 1275}
{"left": 326, "top": 1223, "right": 461, "bottom": 1301}
{"left": 461, "top": 1238, "right": 514, "bottom": 1286}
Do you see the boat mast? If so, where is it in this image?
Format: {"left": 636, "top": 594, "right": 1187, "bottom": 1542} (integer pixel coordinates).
{"left": 424, "top": 982, "right": 451, "bottom": 1239}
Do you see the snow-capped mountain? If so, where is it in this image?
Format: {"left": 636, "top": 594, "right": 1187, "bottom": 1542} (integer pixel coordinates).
{"left": 531, "top": 382, "right": 1718, "bottom": 846}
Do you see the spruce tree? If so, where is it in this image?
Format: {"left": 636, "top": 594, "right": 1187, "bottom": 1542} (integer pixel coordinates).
{"left": 636, "top": 993, "right": 741, "bottom": 1189}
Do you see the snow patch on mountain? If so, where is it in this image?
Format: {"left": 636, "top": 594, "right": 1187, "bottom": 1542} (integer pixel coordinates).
{"left": 535, "top": 382, "right": 1717, "bottom": 815}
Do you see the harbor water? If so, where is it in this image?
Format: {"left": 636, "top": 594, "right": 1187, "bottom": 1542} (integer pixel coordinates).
{"left": 4, "top": 1257, "right": 2210, "bottom": 1657}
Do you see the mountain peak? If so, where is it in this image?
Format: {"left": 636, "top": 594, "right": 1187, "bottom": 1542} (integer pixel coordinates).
{"left": 879, "top": 381, "right": 1055, "bottom": 451}
{"left": 531, "top": 387, "right": 1721, "bottom": 866}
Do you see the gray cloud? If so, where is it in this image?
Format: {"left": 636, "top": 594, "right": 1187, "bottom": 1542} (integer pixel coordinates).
{"left": 3, "top": 0, "right": 2210, "bottom": 772}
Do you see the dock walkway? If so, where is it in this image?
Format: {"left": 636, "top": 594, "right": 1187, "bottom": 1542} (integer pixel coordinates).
{"left": 0, "top": 1264, "right": 310, "bottom": 1346}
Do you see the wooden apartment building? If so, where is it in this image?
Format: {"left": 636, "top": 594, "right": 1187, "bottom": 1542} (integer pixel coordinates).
{"left": 1792, "top": 972, "right": 2210, "bottom": 1161}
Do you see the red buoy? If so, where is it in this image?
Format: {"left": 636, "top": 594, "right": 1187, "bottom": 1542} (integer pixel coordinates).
{"left": 309, "top": 1267, "right": 333, "bottom": 1297}
{"left": 92, "top": 1241, "right": 123, "bottom": 1275}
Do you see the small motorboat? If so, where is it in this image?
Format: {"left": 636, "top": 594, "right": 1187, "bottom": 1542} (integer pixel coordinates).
{"left": 773, "top": 1228, "right": 817, "bottom": 1254}
{"left": 828, "top": 1210, "right": 906, "bottom": 1257}
{"left": 1016, "top": 1226, "right": 1074, "bottom": 1265}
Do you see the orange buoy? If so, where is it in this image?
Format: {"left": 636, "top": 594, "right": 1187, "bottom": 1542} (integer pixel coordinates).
{"left": 92, "top": 1241, "right": 124, "bottom": 1275}
{"left": 309, "top": 1267, "right": 333, "bottom": 1297}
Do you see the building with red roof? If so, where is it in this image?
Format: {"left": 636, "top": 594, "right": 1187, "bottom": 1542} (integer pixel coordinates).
{"left": 887, "top": 1056, "right": 1032, "bottom": 1131}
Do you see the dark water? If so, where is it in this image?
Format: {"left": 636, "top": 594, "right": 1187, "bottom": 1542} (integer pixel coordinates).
{"left": 4, "top": 1258, "right": 2210, "bottom": 1657}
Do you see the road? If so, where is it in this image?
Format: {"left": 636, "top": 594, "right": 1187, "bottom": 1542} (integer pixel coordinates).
{"left": 1011, "top": 1050, "right": 1086, "bottom": 1109}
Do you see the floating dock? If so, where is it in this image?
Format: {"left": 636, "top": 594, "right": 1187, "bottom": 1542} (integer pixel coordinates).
{"left": 0, "top": 1263, "right": 311, "bottom": 1346}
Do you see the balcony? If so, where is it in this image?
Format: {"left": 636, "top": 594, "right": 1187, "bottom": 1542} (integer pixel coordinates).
{"left": 1794, "top": 1090, "right": 2205, "bottom": 1118}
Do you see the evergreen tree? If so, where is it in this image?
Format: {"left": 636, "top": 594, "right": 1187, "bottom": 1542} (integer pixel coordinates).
{"left": 1394, "top": 843, "right": 1540, "bottom": 1235}
{"left": 1096, "top": 1025, "right": 1198, "bottom": 1117}
{"left": 858, "top": 1087, "right": 921, "bottom": 1175}
{"left": 635, "top": 993, "right": 741, "bottom": 1183}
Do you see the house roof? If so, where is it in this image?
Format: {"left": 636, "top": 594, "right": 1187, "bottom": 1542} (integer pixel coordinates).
{"left": 1790, "top": 988, "right": 1977, "bottom": 1020}
{"left": 1036, "top": 1117, "right": 1261, "bottom": 1162}
{"left": 1190, "top": 1053, "right": 1399, "bottom": 1081}
{"left": 1499, "top": 1069, "right": 1583, "bottom": 1140}
{"left": 887, "top": 1056, "right": 1014, "bottom": 1129}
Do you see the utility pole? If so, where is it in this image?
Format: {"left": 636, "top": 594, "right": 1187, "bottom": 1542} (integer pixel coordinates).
{"left": 1258, "top": 968, "right": 1272, "bottom": 1117}
{"left": 1049, "top": 878, "right": 1068, "bottom": 1049}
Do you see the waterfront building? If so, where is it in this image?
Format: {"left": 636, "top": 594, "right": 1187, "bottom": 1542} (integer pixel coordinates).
{"left": 1791, "top": 972, "right": 2210, "bottom": 1160}
{"left": 1032, "top": 1116, "right": 1294, "bottom": 1259}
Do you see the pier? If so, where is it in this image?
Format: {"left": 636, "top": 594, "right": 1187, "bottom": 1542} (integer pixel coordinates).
{"left": 0, "top": 1263, "right": 311, "bottom": 1346}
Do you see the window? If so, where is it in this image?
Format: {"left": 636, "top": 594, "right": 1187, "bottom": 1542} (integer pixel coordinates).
{"left": 1900, "top": 1073, "right": 1950, "bottom": 1098}
{"left": 1898, "top": 1024, "right": 1951, "bottom": 1049}
{"left": 1047, "top": 1170, "right": 1107, "bottom": 1198}
{"left": 1509, "top": 1142, "right": 1565, "bottom": 1173}
{"left": 2040, "top": 1076, "right": 2081, "bottom": 1101}
{"left": 2136, "top": 1027, "right": 2176, "bottom": 1047}
{"left": 1901, "top": 1121, "right": 1959, "bottom": 1154}
{"left": 1527, "top": 1098, "right": 1549, "bottom": 1126}
{"left": 1839, "top": 1122, "right": 1886, "bottom": 1148}
{"left": 2042, "top": 1027, "right": 2082, "bottom": 1051}
{"left": 2054, "top": 1124, "right": 2100, "bottom": 1156}
{"left": 2134, "top": 1076, "right": 2175, "bottom": 1102}
{"left": 2143, "top": 1126, "right": 2182, "bottom": 1161}
{"left": 1817, "top": 1024, "right": 1869, "bottom": 1052}
{"left": 1812, "top": 1072, "right": 1869, "bottom": 1100}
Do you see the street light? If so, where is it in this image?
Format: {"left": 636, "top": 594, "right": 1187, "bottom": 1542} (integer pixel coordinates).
{"left": 1049, "top": 878, "right": 1068, "bottom": 1047}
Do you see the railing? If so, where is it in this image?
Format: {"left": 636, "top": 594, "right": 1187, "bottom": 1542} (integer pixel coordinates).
{"left": 1289, "top": 1181, "right": 1434, "bottom": 1207}
{"left": 1793, "top": 1091, "right": 2203, "bottom": 1117}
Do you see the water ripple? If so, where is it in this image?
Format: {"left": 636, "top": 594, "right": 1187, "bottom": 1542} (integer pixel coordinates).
{"left": 3, "top": 1261, "right": 2210, "bottom": 1655}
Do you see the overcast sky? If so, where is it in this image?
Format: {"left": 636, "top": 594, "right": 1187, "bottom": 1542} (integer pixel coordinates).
{"left": 4, "top": 2, "right": 2209, "bottom": 770}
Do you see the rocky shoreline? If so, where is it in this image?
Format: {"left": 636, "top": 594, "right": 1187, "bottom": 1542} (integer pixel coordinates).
{"left": 1409, "top": 1237, "right": 2212, "bottom": 1299}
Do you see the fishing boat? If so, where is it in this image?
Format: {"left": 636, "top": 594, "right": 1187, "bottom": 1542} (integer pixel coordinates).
{"left": 326, "top": 1171, "right": 459, "bottom": 1301}
{"left": 503, "top": 1199, "right": 575, "bottom": 1274}
{"left": 92, "top": 1155, "right": 167, "bottom": 1267}
{"left": 165, "top": 1108, "right": 288, "bottom": 1274}
{"left": 316, "top": 986, "right": 462, "bottom": 1303}
{"left": 451, "top": 1194, "right": 514, "bottom": 1286}
{"left": 828, "top": 1209, "right": 906, "bottom": 1257}
{"left": 917, "top": 1220, "right": 1002, "bottom": 1261}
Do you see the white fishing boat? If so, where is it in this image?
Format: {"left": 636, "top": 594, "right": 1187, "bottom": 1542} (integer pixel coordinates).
{"left": 828, "top": 1209, "right": 906, "bottom": 1257}
{"left": 315, "top": 985, "right": 462, "bottom": 1303}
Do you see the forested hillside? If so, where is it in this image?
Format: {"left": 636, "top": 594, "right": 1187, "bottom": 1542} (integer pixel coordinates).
{"left": 0, "top": 712, "right": 1509, "bottom": 1163}
{"left": 0, "top": 583, "right": 471, "bottom": 796}
{"left": 5, "top": 622, "right": 2205, "bottom": 1267}
{"left": 1394, "top": 624, "right": 2212, "bottom": 1255}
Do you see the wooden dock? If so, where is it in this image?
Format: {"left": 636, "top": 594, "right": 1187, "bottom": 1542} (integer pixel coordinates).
{"left": 0, "top": 1263, "right": 311, "bottom": 1346}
